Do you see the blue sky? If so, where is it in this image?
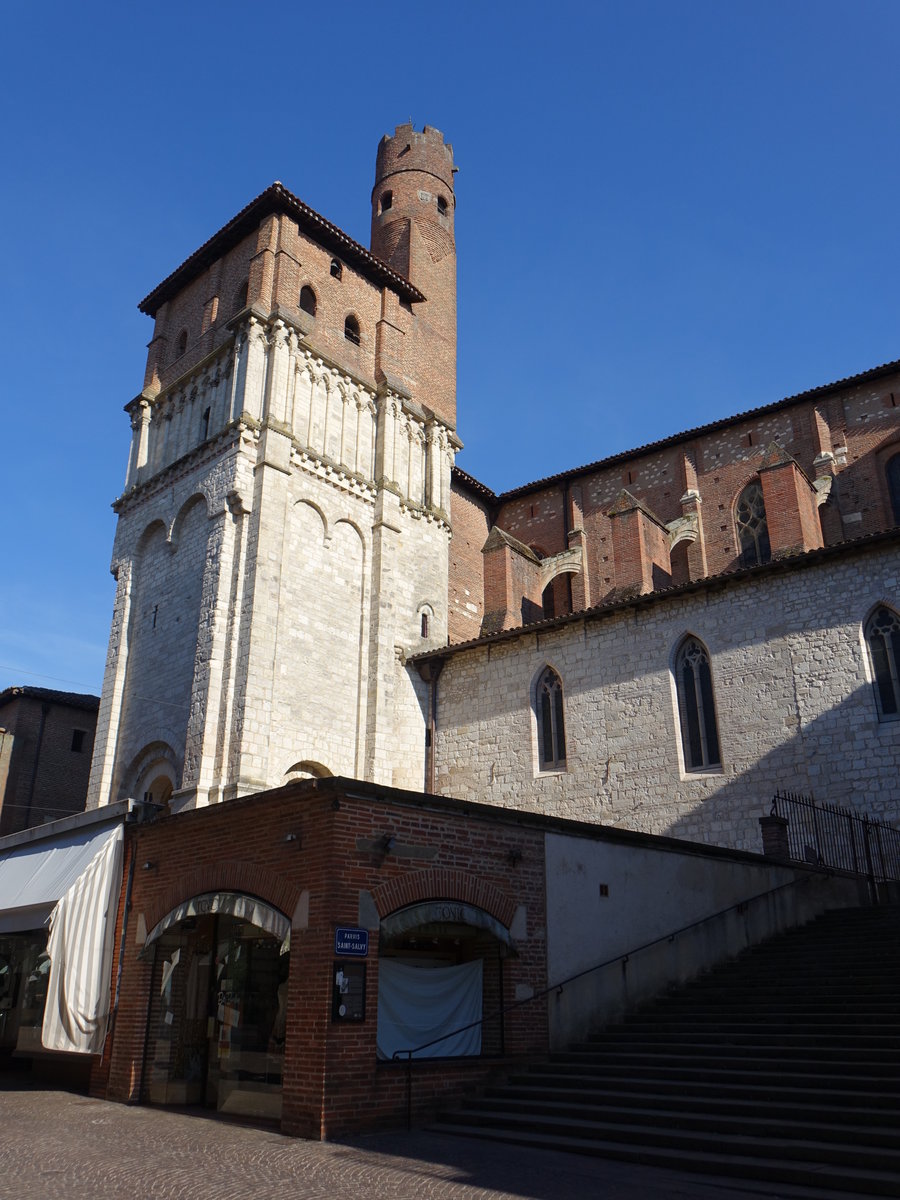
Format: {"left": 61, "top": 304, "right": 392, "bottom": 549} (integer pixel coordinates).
{"left": 2, "top": 0, "right": 899, "bottom": 696}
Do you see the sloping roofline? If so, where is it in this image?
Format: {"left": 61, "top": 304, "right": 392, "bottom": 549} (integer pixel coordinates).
{"left": 452, "top": 355, "right": 900, "bottom": 505}
{"left": 138, "top": 182, "right": 426, "bottom": 316}
{"left": 0, "top": 686, "right": 100, "bottom": 712}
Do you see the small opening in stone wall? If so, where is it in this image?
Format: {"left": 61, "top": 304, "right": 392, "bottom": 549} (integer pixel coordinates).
{"left": 71, "top": 729, "right": 85, "bottom": 753}
{"left": 331, "top": 258, "right": 343, "bottom": 280}
{"left": 437, "top": 195, "right": 448, "bottom": 217}
{"left": 421, "top": 612, "right": 429, "bottom": 638}
{"left": 176, "top": 329, "right": 188, "bottom": 358}
{"left": 380, "top": 190, "right": 392, "bottom": 213}
{"left": 234, "top": 280, "right": 248, "bottom": 312}
{"left": 201, "top": 407, "right": 210, "bottom": 441}
{"left": 344, "top": 314, "right": 360, "bottom": 345}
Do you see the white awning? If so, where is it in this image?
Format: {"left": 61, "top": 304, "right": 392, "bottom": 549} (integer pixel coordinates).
{"left": 143, "top": 891, "right": 290, "bottom": 951}
{"left": 0, "top": 818, "right": 123, "bottom": 934}
{"left": 42, "top": 826, "right": 124, "bottom": 1055}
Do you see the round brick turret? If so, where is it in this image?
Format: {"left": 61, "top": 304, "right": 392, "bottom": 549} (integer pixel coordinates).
{"left": 370, "top": 124, "right": 457, "bottom": 429}
{"left": 371, "top": 123, "right": 456, "bottom": 258}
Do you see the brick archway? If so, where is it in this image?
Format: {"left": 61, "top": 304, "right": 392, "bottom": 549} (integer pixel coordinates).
{"left": 144, "top": 859, "right": 299, "bottom": 932}
{"left": 371, "top": 868, "right": 516, "bottom": 929}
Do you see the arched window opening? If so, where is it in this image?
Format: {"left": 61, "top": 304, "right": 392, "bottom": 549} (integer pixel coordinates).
{"left": 299, "top": 285, "right": 317, "bottom": 316}
{"left": 344, "top": 314, "right": 360, "bottom": 345}
{"left": 675, "top": 637, "right": 721, "bottom": 771}
{"left": 175, "top": 329, "right": 188, "bottom": 358}
{"left": 234, "top": 280, "right": 249, "bottom": 313}
{"left": 330, "top": 258, "right": 343, "bottom": 280}
{"left": 378, "top": 903, "right": 514, "bottom": 1060}
{"left": 421, "top": 611, "right": 429, "bottom": 638}
{"left": 887, "top": 453, "right": 900, "bottom": 525}
{"left": 380, "top": 190, "right": 392, "bottom": 213}
{"left": 437, "top": 195, "right": 448, "bottom": 217}
{"left": 865, "top": 606, "right": 900, "bottom": 720}
{"left": 735, "top": 480, "right": 771, "bottom": 567}
{"left": 536, "top": 667, "right": 566, "bottom": 771}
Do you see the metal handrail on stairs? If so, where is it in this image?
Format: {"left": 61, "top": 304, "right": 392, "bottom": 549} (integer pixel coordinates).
{"left": 392, "top": 872, "right": 819, "bottom": 1129}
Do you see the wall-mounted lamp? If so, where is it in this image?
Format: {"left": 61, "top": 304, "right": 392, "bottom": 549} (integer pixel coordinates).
{"left": 380, "top": 833, "right": 397, "bottom": 854}
{"left": 284, "top": 833, "right": 300, "bottom": 844}
{"left": 141, "top": 861, "right": 156, "bottom": 871}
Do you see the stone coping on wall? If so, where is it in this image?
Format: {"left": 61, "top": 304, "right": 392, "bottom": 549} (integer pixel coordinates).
{"left": 414, "top": 524, "right": 900, "bottom": 661}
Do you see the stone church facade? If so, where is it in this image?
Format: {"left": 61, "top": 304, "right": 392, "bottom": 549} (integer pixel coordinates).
{"left": 86, "top": 124, "right": 900, "bottom": 853}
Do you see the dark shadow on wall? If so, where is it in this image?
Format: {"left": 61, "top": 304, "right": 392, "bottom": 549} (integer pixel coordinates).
{"left": 660, "top": 681, "right": 898, "bottom": 854}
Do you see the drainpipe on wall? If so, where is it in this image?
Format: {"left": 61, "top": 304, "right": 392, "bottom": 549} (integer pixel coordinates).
{"left": 416, "top": 658, "right": 444, "bottom": 794}
{"left": 108, "top": 833, "right": 137, "bottom": 1039}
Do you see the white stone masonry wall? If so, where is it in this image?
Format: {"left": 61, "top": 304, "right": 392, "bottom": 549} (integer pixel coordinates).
{"left": 433, "top": 544, "right": 900, "bottom": 852}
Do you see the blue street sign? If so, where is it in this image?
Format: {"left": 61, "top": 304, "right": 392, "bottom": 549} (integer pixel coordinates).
{"left": 334, "top": 927, "right": 369, "bottom": 957}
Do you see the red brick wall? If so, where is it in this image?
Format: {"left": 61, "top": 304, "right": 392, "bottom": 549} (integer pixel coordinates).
{"left": 104, "top": 782, "right": 548, "bottom": 1138}
{"left": 477, "top": 381, "right": 900, "bottom": 615}
{"left": 448, "top": 478, "right": 493, "bottom": 642}
{"left": 0, "top": 695, "right": 98, "bottom": 835}
{"left": 370, "top": 125, "right": 457, "bottom": 431}
{"left": 759, "top": 458, "right": 823, "bottom": 557}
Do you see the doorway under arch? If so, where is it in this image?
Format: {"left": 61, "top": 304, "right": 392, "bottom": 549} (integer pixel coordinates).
{"left": 143, "top": 893, "right": 290, "bottom": 1121}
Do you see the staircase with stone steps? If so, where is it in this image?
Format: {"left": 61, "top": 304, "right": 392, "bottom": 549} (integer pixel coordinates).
{"left": 431, "top": 904, "right": 900, "bottom": 1196}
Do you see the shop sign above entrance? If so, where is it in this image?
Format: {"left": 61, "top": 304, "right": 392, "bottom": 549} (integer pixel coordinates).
{"left": 334, "top": 927, "right": 369, "bottom": 957}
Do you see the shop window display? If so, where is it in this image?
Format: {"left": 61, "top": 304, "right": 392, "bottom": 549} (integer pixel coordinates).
{"left": 146, "top": 912, "right": 288, "bottom": 1120}
{"left": 0, "top": 933, "right": 50, "bottom": 1056}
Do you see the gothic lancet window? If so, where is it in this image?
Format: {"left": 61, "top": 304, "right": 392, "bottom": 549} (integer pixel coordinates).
{"left": 535, "top": 666, "right": 566, "bottom": 771}
{"left": 865, "top": 606, "right": 900, "bottom": 720}
{"left": 735, "top": 480, "right": 771, "bottom": 567}
{"left": 675, "top": 637, "right": 722, "bottom": 771}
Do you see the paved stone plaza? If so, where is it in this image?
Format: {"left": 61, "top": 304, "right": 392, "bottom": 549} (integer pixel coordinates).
{"left": 0, "top": 1083, "right": 868, "bottom": 1200}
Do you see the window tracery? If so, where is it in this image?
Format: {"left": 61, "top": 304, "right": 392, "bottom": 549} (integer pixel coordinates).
{"left": 535, "top": 666, "right": 566, "bottom": 771}
{"left": 735, "top": 480, "right": 771, "bottom": 567}
{"left": 865, "top": 605, "right": 900, "bottom": 720}
{"left": 675, "top": 636, "right": 721, "bottom": 770}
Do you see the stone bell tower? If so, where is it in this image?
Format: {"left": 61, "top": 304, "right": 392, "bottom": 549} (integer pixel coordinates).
{"left": 87, "top": 128, "right": 460, "bottom": 813}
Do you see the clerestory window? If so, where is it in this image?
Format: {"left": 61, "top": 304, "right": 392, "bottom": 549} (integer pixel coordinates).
{"left": 535, "top": 666, "right": 566, "bottom": 771}
{"left": 865, "top": 606, "right": 900, "bottom": 721}
{"left": 735, "top": 480, "right": 771, "bottom": 567}
{"left": 675, "top": 636, "right": 721, "bottom": 771}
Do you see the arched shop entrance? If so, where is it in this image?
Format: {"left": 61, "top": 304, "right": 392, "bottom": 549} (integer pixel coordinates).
{"left": 376, "top": 901, "right": 516, "bottom": 1061}
{"left": 142, "top": 893, "right": 290, "bottom": 1121}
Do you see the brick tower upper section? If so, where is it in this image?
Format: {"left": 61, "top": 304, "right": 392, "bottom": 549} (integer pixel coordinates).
{"left": 370, "top": 124, "right": 457, "bottom": 430}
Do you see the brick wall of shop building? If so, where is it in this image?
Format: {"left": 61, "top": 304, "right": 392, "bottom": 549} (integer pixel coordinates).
{"left": 104, "top": 779, "right": 548, "bottom": 1138}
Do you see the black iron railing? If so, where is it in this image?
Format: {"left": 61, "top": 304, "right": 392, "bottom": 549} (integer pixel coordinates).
{"left": 391, "top": 873, "right": 814, "bottom": 1129}
{"left": 771, "top": 790, "right": 900, "bottom": 884}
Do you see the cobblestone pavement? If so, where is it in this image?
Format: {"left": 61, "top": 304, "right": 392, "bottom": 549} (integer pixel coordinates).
{"left": 0, "top": 1084, "right": 863, "bottom": 1200}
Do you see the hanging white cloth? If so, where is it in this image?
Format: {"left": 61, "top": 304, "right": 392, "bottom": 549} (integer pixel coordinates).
{"left": 41, "top": 826, "right": 124, "bottom": 1054}
{"left": 376, "top": 958, "right": 483, "bottom": 1060}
